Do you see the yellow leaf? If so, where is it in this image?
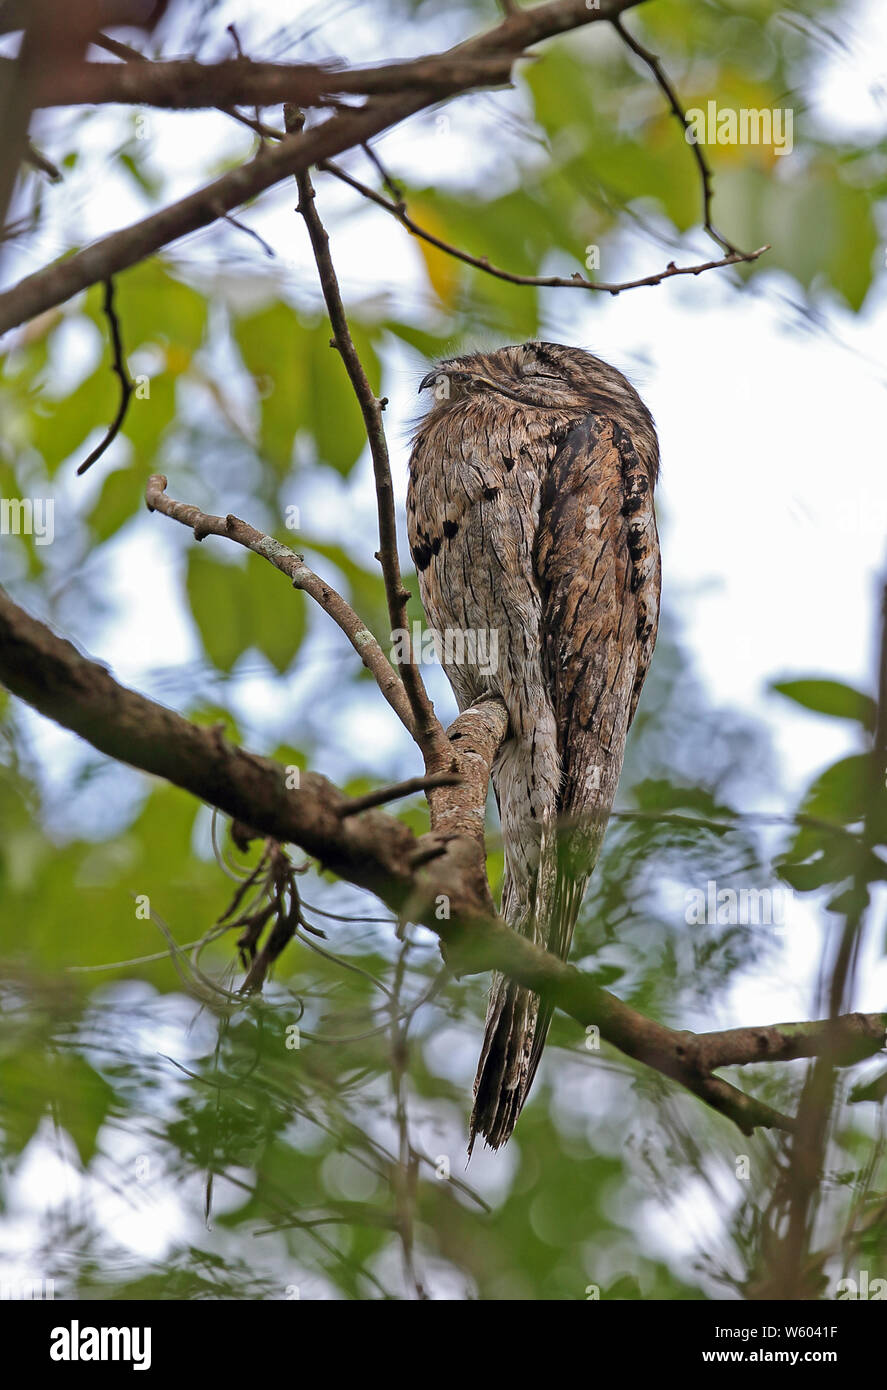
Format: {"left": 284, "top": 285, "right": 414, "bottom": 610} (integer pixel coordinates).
{"left": 409, "top": 202, "right": 462, "bottom": 308}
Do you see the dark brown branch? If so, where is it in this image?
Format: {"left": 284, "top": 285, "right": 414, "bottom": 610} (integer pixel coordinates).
{"left": 0, "top": 0, "right": 644, "bottom": 337}
{"left": 8, "top": 52, "right": 517, "bottom": 110}
{"left": 290, "top": 109, "right": 448, "bottom": 772}
{"left": 1, "top": 585, "right": 884, "bottom": 1140}
{"left": 144, "top": 473, "right": 415, "bottom": 736}
{"left": 0, "top": 91, "right": 488, "bottom": 337}
{"left": 77, "top": 277, "right": 134, "bottom": 476}
{"left": 323, "top": 157, "right": 769, "bottom": 295}
{"left": 24, "top": 140, "right": 62, "bottom": 182}
{"left": 94, "top": 32, "right": 297, "bottom": 142}
{"left": 339, "top": 774, "right": 463, "bottom": 818}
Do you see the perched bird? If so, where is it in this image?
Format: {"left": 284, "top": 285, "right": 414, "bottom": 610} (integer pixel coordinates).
{"left": 407, "top": 342, "right": 660, "bottom": 1150}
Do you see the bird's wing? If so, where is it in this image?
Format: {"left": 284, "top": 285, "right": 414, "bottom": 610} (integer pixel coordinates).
{"left": 534, "top": 412, "right": 661, "bottom": 958}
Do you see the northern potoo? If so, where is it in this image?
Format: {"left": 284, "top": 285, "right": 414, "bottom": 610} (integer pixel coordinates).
{"left": 407, "top": 342, "right": 660, "bottom": 1150}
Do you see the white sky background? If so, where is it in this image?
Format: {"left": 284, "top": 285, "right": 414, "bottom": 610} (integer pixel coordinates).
{"left": 1, "top": 0, "right": 887, "bottom": 1293}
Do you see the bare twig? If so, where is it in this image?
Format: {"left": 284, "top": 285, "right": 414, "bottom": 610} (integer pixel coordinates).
{"left": 222, "top": 213, "right": 276, "bottom": 257}
{"left": 612, "top": 13, "right": 745, "bottom": 257}
{"left": 77, "top": 277, "right": 134, "bottom": 475}
{"left": 289, "top": 107, "right": 448, "bottom": 771}
{"left": 323, "top": 156, "right": 769, "bottom": 296}
{"left": 144, "top": 473, "right": 415, "bottom": 736}
{"left": 339, "top": 773, "right": 463, "bottom": 817}
{"left": 24, "top": 140, "right": 62, "bottom": 182}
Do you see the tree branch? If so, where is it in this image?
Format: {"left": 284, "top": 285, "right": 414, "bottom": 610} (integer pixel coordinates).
{"left": 144, "top": 473, "right": 416, "bottom": 738}
{"left": 0, "top": 0, "right": 644, "bottom": 338}
{"left": 290, "top": 109, "right": 449, "bottom": 772}
{"left": 612, "top": 12, "right": 742, "bottom": 256}
{"left": 1, "top": 585, "right": 884, "bottom": 1140}
{"left": 77, "top": 276, "right": 134, "bottom": 476}
{"left": 339, "top": 773, "right": 463, "bottom": 817}
{"left": 92, "top": 32, "right": 285, "bottom": 142}
{"left": 323, "top": 156, "right": 769, "bottom": 296}
{"left": 0, "top": 97, "right": 432, "bottom": 336}
{"left": 6, "top": 52, "right": 520, "bottom": 110}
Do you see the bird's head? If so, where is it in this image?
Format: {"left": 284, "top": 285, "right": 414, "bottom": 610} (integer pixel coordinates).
{"left": 418, "top": 341, "right": 655, "bottom": 449}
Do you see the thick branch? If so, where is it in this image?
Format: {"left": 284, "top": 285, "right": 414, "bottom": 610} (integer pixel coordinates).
{"left": 2, "top": 586, "right": 884, "bottom": 1138}
{"left": 680, "top": 1015, "right": 887, "bottom": 1073}
{"left": 0, "top": 0, "right": 644, "bottom": 337}
{"left": 7, "top": 53, "right": 519, "bottom": 110}
{"left": 0, "top": 95, "right": 445, "bottom": 336}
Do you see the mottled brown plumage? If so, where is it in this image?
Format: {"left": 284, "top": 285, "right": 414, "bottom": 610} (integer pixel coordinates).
{"left": 407, "top": 342, "right": 661, "bottom": 1150}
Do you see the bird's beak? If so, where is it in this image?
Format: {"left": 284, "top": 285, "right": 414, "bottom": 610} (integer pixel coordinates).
{"left": 418, "top": 368, "right": 473, "bottom": 394}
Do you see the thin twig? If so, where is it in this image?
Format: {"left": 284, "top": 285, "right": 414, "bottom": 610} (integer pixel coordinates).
{"left": 77, "top": 277, "right": 134, "bottom": 476}
{"left": 324, "top": 155, "right": 768, "bottom": 295}
{"left": 289, "top": 106, "right": 448, "bottom": 771}
{"left": 223, "top": 212, "right": 276, "bottom": 257}
{"left": 612, "top": 13, "right": 745, "bottom": 257}
{"left": 144, "top": 473, "right": 416, "bottom": 735}
{"left": 339, "top": 773, "right": 462, "bottom": 817}
{"left": 24, "top": 140, "right": 61, "bottom": 181}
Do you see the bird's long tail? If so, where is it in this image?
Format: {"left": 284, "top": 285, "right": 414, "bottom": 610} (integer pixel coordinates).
{"left": 469, "top": 842, "right": 588, "bottom": 1152}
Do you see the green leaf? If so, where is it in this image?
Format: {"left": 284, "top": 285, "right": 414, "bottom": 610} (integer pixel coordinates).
{"left": 88, "top": 262, "right": 207, "bottom": 354}
{"left": 186, "top": 547, "right": 306, "bottom": 674}
{"left": 89, "top": 465, "right": 144, "bottom": 544}
{"left": 802, "top": 754, "right": 880, "bottom": 825}
{"left": 233, "top": 306, "right": 379, "bottom": 476}
{"left": 31, "top": 367, "right": 116, "bottom": 473}
{"left": 764, "top": 166, "right": 878, "bottom": 311}
{"left": 850, "top": 1067, "right": 887, "bottom": 1104}
{"left": 55, "top": 1054, "right": 115, "bottom": 1167}
{"left": 123, "top": 370, "right": 177, "bottom": 468}
{"left": 234, "top": 301, "right": 306, "bottom": 471}
{"left": 771, "top": 678, "right": 876, "bottom": 730}
{"left": 245, "top": 557, "right": 307, "bottom": 674}
{"left": 307, "top": 319, "right": 378, "bottom": 475}
{"left": 0, "top": 1051, "right": 50, "bottom": 1158}
{"left": 0, "top": 1050, "right": 113, "bottom": 1166}
{"left": 186, "top": 550, "right": 252, "bottom": 673}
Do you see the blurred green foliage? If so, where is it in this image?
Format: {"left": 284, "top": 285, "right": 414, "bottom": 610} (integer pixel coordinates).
{"left": 0, "top": 0, "right": 886, "bottom": 1300}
